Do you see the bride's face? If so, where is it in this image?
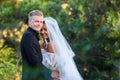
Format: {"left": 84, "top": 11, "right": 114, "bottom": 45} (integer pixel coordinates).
{"left": 41, "top": 24, "right": 49, "bottom": 39}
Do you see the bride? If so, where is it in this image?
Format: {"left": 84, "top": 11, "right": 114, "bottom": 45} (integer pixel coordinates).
{"left": 39, "top": 17, "right": 83, "bottom": 80}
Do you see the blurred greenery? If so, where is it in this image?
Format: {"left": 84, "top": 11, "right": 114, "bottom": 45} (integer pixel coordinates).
{"left": 0, "top": 0, "right": 120, "bottom": 80}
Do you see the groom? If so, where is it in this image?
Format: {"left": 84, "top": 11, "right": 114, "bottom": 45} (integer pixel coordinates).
{"left": 20, "top": 10, "right": 59, "bottom": 80}
{"left": 20, "top": 10, "right": 51, "bottom": 80}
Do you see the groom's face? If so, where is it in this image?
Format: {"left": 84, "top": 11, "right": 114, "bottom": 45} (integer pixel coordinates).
{"left": 29, "top": 15, "right": 43, "bottom": 31}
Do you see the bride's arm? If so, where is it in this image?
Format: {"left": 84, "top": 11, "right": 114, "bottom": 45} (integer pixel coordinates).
{"left": 39, "top": 39, "right": 54, "bottom": 53}
{"left": 46, "top": 42, "right": 55, "bottom": 53}
{"left": 39, "top": 39, "right": 57, "bottom": 71}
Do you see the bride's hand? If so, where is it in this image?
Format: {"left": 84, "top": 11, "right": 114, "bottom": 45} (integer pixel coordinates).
{"left": 51, "top": 70, "right": 60, "bottom": 79}
{"left": 38, "top": 39, "right": 44, "bottom": 48}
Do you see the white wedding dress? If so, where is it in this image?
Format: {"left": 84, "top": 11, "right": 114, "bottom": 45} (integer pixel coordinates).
{"left": 41, "top": 17, "right": 83, "bottom": 80}
{"left": 41, "top": 49, "right": 83, "bottom": 80}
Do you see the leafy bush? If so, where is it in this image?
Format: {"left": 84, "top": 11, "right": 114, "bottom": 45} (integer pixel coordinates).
{"left": 0, "top": 44, "right": 20, "bottom": 80}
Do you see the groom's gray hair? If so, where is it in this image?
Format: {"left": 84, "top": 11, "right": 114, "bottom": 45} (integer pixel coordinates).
{"left": 28, "top": 10, "right": 43, "bottom": 19}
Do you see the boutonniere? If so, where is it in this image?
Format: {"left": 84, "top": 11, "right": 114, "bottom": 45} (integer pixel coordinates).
{"left": 38, "top": 31, "right": 42, "bottom": 39}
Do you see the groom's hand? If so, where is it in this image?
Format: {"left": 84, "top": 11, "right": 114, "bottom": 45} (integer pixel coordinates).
{"left": 51, "top": 70, "right": 60, "bottom": 79}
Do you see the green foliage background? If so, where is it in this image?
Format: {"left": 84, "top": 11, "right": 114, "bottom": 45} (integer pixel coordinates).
{"left": 0, "top": 0, "right": 120, "bottom": 80}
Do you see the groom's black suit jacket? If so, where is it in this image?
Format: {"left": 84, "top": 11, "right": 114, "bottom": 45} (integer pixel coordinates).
{"left": 20, "top": 27, "right": 50, "bottom": 80}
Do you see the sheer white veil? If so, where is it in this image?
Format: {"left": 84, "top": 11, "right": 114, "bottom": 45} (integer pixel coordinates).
{"left": 44, "top": 17, "right": 75, "bottom": 65}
